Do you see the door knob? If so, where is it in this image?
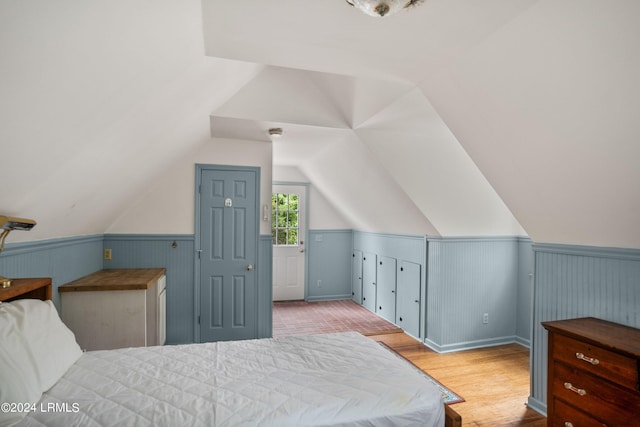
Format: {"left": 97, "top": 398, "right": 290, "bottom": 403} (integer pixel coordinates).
{"left": 246, "top": 264, "right": 253, "bottom": 271}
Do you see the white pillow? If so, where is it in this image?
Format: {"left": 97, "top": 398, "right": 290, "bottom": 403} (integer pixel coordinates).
{"left": 0, "top": 299, "right": 82, "bottom": 427}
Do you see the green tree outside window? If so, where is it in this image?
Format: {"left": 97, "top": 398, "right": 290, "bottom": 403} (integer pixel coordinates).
{"left": 272, "top": 193, "right": 299, "bottom": 245}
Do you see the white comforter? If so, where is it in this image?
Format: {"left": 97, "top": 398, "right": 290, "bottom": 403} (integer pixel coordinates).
{"left": 17, "top": 332, "right": 444, "bottom": 427}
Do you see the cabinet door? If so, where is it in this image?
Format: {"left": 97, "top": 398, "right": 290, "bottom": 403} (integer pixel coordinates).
{"left": 352, "top": 250, "right": 363, "bottom": 304}
{"left": 396, "top": 261, "right": 421, "bottom": 338}
{"left": 376, "top": 256, "right": 397, "bottom": 323}
{"left": 362, "top": 252, "right": 377, "bottom": 312}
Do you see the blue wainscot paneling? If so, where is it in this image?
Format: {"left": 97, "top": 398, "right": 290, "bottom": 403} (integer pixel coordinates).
{"left": 258, "top": 235, "right": 273, "bottom": 338}
{"left": 306, "top": 230, "right": 353, "bottom": 301}
{"left": 353, "top": 231, "right": 427, "bottom": 266}
{"left": 517, "top": 237, "right": 534, "bottom": 345}
{"left": 527, "top": 243, "right": 640, "bottom": 416}
{"left": 103, "top": 234, "right": 195, "bottom": 345}
{"left": 0, "top": 235, "right": 104, "bottom": 309}
{"left": 425, "top": 236, "right": 525, "bottom": 353}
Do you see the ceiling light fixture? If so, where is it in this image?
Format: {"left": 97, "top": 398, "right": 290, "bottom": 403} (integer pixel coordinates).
{"left": 345, "top": 0, "right": 424, "bottom": 17}
{"left": 268, "top": 128, "right": 283, "bottom": 138}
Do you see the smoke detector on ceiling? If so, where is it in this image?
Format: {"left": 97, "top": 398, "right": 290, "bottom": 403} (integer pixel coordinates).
{"left": 268, "top": 128, "right": 283, "bottom": 138}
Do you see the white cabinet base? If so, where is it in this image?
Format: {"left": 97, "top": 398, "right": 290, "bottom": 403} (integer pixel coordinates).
{"left": 60, "top": 270, "right": 166, "bottom": 351}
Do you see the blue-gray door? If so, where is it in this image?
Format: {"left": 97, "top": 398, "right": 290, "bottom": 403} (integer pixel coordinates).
{"left": 352, "top": 250, "right": 363, "bottom": 304}
{"left": 396, "top": 261, "right": 421, "bottom": 338}
{"left": 198, "top": 166, "right": 259, "bottom": 342}
{"left": 362, "top": 252, "right": 377, "bottom": 312}
{"left": 376, "top": 256, "right": 397, "bottom": 322}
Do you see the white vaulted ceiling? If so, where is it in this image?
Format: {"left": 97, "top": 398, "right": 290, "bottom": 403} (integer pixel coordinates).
{"left": 1, "top": 0, "right": 639, "bottom": 248}
{"left": 202, "top": 0, "right": 640, "bottom": 246}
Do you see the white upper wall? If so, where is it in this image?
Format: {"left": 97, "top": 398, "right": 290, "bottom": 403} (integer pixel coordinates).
{"left": 273, "top": 166, "right": 351, "bottom": 230}
{"left": 422, "top": 0, "right": 640, "bottom": 247}
{"left": 108, "top": 137, "right": 273, "bottom": 236}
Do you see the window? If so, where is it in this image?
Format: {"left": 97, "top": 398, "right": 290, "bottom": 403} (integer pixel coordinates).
{"left": 272, "top": 193, "right": 299, "bottom": 245}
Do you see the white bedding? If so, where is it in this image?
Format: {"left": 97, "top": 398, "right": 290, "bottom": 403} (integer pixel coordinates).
{"left": 16, "top": 332, "right": 444, "bottom": 427}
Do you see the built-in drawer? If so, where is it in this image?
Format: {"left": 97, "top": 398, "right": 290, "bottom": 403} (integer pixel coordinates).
{"left": 553, "top": 334, "right": 638, "bottom": 391}
{"left": 551, "top": 398, "right": 607, "bottom": 427}
{"left": 553, "top": 362, "right": 640, "bottom": 425}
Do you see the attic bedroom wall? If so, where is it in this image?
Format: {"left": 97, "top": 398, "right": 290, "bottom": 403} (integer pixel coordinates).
{"left": 104, "top": 137, "right": 273, "bottom": 344}
{"left": 419, "top": 0, "right": 640, "bottom": 250}
{"left": 272, "top": 165, "right": 351, "bottom": 230}
{"left": 107, "top": 138, "right": 273, "bottom": 236}
{"left": 410, "top": 1, "right": 640, "bottom": 414}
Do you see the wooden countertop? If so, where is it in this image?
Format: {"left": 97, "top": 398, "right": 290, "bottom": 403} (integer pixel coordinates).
{"left": 58, "top": 268, "right": 166, "bottom": 292}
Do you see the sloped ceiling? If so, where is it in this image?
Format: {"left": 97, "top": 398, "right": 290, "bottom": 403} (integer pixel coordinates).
{"left": 0, "top": 1, "right": 263, "bottom": 242}
{"left": 202, "top": 0, "right": 640, "bottom": 248}
{"left": 1, "top": 0, "right": 638, "bottom": 249}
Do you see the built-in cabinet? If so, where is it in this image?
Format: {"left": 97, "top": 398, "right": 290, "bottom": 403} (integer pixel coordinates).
{"left": 396, "top": 261, "right": 421, "bottom": 338}
{"left": 361, "top": 252, "right": 377, "bottom": 312}
{"left": 376, "top": 256, "right": 396, "bottom": 323}
{"left": 351, "top": 250, "right": 363, "bottom": 304}
{"left": 59, "top": 268, "right": 166, "bottom": 351}
{"left": 352, "top": 251, "right": 422, "bottom": 339}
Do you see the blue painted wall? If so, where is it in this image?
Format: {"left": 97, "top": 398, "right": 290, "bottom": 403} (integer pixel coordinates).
{"left": 527, "top": 243, "right": 640, "bottom": 416}
{"left": 517, "top": 238, "right": 534, "bottom": 345}
{"left": 102, "top": 234, "right": 195, "bottom": 344}
{"left": 353, "top": 232, "right": 426, "bottom": 265}
{"left": 0, "top": 235, "right": 104, "bottom": 309}
{"left": 1, "top": 233, "right": 274, "bottom": 345}
{"left": 306, "top": 230, "right": 353, "bottom": 301}
{"left": 426, "top": 237, "right": 524, "bottom": 352}
{"left": 350, "top": 232, "right": 532, "bottom": 350}
{"left": 257, "top": 235, "right": 273, "bottom": 338}
{"left": 104, "top": 233, "right": 274, "bottom": 344}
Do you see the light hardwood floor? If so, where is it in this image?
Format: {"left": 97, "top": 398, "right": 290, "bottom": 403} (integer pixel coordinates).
{"left": 369, "top": 332, "right": 547, "bottom": 427}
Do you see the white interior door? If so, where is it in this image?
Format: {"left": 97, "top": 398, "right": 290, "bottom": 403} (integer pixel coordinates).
{"left": 272, "top": 184, "right": 306, "bottom": 301}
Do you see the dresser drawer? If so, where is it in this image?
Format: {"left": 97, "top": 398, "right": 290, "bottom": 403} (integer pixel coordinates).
{"left": 553, "top": 362, "right": 640, "bottom": 425}
{"left": 553, "top": 334, "right": 639, "bottom": 391}
{"left": 551, "top": 398, "right": 607, "bottom": 427}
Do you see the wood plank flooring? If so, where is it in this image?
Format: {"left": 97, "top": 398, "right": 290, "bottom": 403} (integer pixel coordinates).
{"left": 370, "top": 332, "right": 547, "bottom": 427}
{"left": 273, "top": 300, "right": 547, "bottom": 427}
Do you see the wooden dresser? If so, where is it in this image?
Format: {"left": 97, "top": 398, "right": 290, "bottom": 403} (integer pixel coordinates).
{"left": 543, "top": 317, "right": 640, "bottom": 427}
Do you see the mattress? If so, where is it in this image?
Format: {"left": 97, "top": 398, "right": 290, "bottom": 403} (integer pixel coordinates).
{"left": 16, "top": 332, "right": 444, "bottom": 427}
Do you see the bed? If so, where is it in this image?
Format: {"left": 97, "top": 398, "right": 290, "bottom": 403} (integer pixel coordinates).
{"left": 1, "top": 278, "right": 457, "bottom": 427}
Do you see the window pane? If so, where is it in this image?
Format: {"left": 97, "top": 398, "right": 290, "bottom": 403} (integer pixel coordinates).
{"left": 289, "top": 212, "right": 298, "bottom": 227}
{"left": 289, "top": 194, "right": 298, "bottom": 211}
{"left": 272, "top": 192, "right": 300, "bottom": 246}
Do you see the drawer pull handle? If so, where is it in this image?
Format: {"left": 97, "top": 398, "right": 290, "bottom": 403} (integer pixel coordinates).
{"left": 564, "top": 423, "right": 574, "bottom": 427}
{"left": 564, "top": 382, "right": 587, "bottom": 396}
{"left": 576, "top": 352, "right": 599, "bottom": 365}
